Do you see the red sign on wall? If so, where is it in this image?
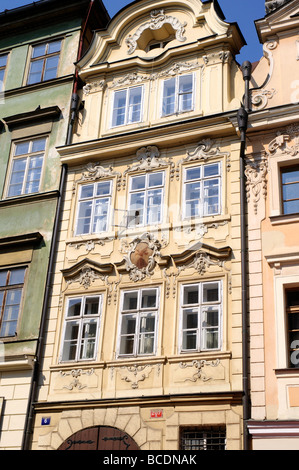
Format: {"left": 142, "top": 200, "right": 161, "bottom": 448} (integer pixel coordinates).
{"left": 150, "top": 409, "right": 163, "bottom": 418}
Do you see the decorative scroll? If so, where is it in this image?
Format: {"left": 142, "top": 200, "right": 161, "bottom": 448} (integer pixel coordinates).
{"left": 125, "top": 9, "right": 187, "bottom": 55}
{"left": 178, "top": 251, "right": 225, "bottom": 276}
{"left": 123, "top": 146, "right": 174, "bottom": 188}
{"left": 120, "top": 364, "right": 153, "bottom": 389}
{"left": 76, "top": 162, "right": 122, "bottom": 191}
{"left": 60, "top": 368, "right": 95, "bottom": 390}
{"left": 252, "top": 88, "right": 277, "bottom": 110}
{"left": 176, "top": 139, "right": 230, "bottom": 179}
{"left": 179, "top": 359, "right": 220, "bottom": 383}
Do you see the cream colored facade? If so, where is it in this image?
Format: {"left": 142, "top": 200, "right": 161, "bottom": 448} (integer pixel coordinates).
{"left": 31, "top": 0, "right": 247, "bottom": 450}
{"left": 245, "top": 0, "right": 299, "bottom": 450}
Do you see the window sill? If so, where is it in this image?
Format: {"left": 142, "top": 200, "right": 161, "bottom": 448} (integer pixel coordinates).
{"left": 0, "top": 190, "right": 59, "bottom": 207}
{"left": 270, "top": 213, "right": 299, "bottom": 225}
{"left": 0, "top": 354, "right": 35, "bottom": 371}
{"left": 275, "top": 368, "right": 299, "bottom": 377}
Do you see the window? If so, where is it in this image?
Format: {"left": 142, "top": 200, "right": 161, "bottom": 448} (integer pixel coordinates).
{"left": 162, "top": 74, "right": 194, "bottom": 116}
{"left": 27, "top": 39, "right": 61, "bottom": 85}
{"left": 180, "top": 427, "right": 226, "bottom": 450}
{"left": 128, "top": 172, "right": 164, "bottom": 227}
{"left": 7, "top": 137, "right": 46, "bottom": 197}
{"left": 286, "top": 288, "right": 299, "bottom": 368}
{"left": 75, "top": 181, "right": 112, "bottom": 236}
{"left": 281, "top": 166, "right": 299, "bottom": 215}
{"left": 180, "top": 281, "right": 222, "bottom": 352}
{"left": 118, "top": 288, "right": 159, "bottom": 357}
{"left": 0, "top": 53, "right": 8, "bottom": 92}
{"left": 0, "top": 267, "right": 26, "bottom": 338}
{"left": 112, "top": 86, "right": 143, "bottom": 127}
{"left": 183, "top": 162, "right": 221, "bottom": 218}
{"left": 61, "top": 295, "right": 102, "bottom": 362}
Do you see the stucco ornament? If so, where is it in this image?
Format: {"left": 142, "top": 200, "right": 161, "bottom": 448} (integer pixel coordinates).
{"left": 179, "top": 359, "right": 220, "bottom": 383}
{"left": 268, "top": 126, "right": 299, "bottom": 156}
{"left": 121, "top": 232, "right": 166, "bottom": 282}
{"left": 245, "top": 156, "right": 268, "bottom": 215}
{"left": 77, "top": 161, "right": 122, "bottom": 190}
{"left": 125, "top": 9, "right": 187, "bottom": 55}
{"left": 265, "top": 0, "right": 289, "bottom": 13}
{"left": 119, "top": 364, "right": 153, "bottom": 389}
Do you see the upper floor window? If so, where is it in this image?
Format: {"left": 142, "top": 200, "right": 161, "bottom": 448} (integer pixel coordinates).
{"left": 127, "top": 171, "right": 164, "bottom": 227}
{"left": 7, "top": 137, "right": 46, "bottom": 198}
{"left": 27, "top": 39, "right": 61, "bottom": 85}
{"left": 162, "top": 73, "right": 194, "bottom": 116}
{"left": 112, "top": 85, "right": 143, "bottom": 127}
{"left": 180, "top": 281, "right": 222, "bottom": 352}
{"left": 0, "top": 266, "right": 26, "bottom": 338}
{"left": 183, "top": 162, "right": 221, "bottom": 218}
{"left": 281, "top": 165, "right": 299, "bottom": 215}
{"left": 0, "top": 53, "right": 8, "bottom": 92}
{"left": 118, "top": 287, "right": 159, "bottom": 357}
{"left": 75, "top": 181, "right": 112, "bottom": 236}
{"left": 60, "top": 295, "right": 102, "bottom": 362}
{"left": 286, "top": 287, "right": 299, "bottom": 368}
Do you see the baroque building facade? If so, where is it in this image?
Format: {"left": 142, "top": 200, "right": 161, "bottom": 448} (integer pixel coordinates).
{"left": 0, "top": 0, "right": 109, "bottom": 450}
{"left": 245, "top": 0, "right": 299, "bottom": 450}
{"left": 30, "top": 0, "right": 248, "bottom": 451}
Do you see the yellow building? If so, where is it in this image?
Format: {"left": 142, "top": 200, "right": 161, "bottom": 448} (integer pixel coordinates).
{"left": 31, "top": 0, "right": 247, "bottom": 450}
{"left": 245, "top": 0, "right": 299, "bottom": 450}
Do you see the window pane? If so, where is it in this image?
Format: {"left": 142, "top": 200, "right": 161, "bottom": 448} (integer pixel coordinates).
{"left": 202, "top": 282, "right": 219, "bottom": 303}
{"left": 183, "top": 285, "right": 199, "bottom": 305}
{"left": 15, "top": 142, "right": 30, "bottom": 156}
{"left": 284, "top": 200, "right": 299, "bottom": 214}
{"left": 282, "top": 182, "right": 299, "bottom": 201}
{"left": 84, "top": 297, "right": 100, "bottom": 316}
{"left": 27, "top": 59, "right": 43, "bottom": 84}
{"left": 129, "top": 192, "right": 144, "bottom": 224}
{"left": 96, "top": 181, "right": 111, "bottom": 196}
{"left": 8, "top": 158, "right": 26, "bottom": 197}
{"left": 112, "top": 90, "right": 127, "bottom": 127}
{"left": 162, "top": 78, "right": 176, "bottom": 115}
{"left": 203, "top": 179, "right": 219, "bottom": 215}
{"left": 48, "top": 40, "right": 61, "bottom": 54}
{"left": 79, "top": 319, "right": 97, "bottom": 360}
{"left": 178, "top": 75, "right": 193, "bottom": 112}
{"left": 32, "top": 138, "right": 46, "bottom": 153}
{"left": 25, "top": 155, "right": 43, "bottom": 194}
{"left": 80, "top": 184, "right": 94, "bottom": 199}
{"left": 0, "top": 54, "right": 8, "bottom": 67}
{"left": 0, "top": 289, "right": 22, "bottom": 337}
{"left": 119, "top": 315, "right": 136, "bottom": 355}
{"left": 141, "top": 289, "right": 157, "bottom": 309}
{"left": 123, "top": 291, "right": 138, "bottom": 311}
{"left": 67, "top": 298, "right": 82, "bottom": 317}
{"left": 76, "top": 201, "right": 92, "bottom": 235}
{"left": 9, "top": 267, "right": 26, "bottom": 285}
{"left": 131, "top": 175, "right": 146, "bottom": 191}
{"left": 32, "top": 44, "right": 46, "bottom": 58}
{"left": 204, "top": 163, "right": 220, "bottom": 178}
{"left": 182, "top": 330, "right": 197, "bottom": 350}
{"left": 186, "top": 166, "right": 201, "bottom": 181}
{"left": 93, "top": 198, "right": 109, "bottom": 232}
{"left": 138, "top": 313, "right": 155, "bottom": 354}
{"left": 282, "top": 168, "right": 299, "bottom": 184}
{"left": 148, "top": 172, "right": 163, "bottom": 188}
{"left": 128, "top": 87, "right": 142, "bottom": 123}
{"left": 0, "top": 271, "right": 8, "bottom": 287}
{"left": 182, "top": 308, "right": 198, "bottom": 330}
{"left": 146, "top": 189, "right": 162, "bottom": 224}
{"left": 44, "top": 55, "right": 59, "bottom": 80}
{"left": 62, "top": 320, "right": 79, "bottom": 361}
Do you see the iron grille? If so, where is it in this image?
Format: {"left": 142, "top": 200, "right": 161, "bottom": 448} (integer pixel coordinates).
{"left": 180, "top": 427, "right": 226, "bottom": 450}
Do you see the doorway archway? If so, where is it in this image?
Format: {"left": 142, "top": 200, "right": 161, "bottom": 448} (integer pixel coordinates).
{"left": 58, "top": 425, "right": 140, "bottom": 450}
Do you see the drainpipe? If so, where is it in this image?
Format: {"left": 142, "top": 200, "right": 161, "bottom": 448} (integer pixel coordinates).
{"left": 237, "top": 60, "right": 252, "bottom": 451}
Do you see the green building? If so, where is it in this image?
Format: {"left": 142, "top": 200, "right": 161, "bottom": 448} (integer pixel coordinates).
{"left": 0, "top": 0, "right": 109, "bottom": 450}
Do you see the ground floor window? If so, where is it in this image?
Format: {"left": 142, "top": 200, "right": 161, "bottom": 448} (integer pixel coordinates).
{"left": 180, "top": 427, "right": 226, "bottom": 450}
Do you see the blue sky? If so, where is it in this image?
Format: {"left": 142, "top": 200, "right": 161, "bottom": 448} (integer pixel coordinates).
{"left": 0, "top": 0, "right": 266, "bottom": 63}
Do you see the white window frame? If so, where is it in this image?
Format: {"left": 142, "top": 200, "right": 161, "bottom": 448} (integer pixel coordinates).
{"left": 60, "top": 294, "right": 103, "bottom": 363}
{"left": 117, "top": 287, "right": 160, "bottom": 358}
{"left": 127, "top": 171, "right": 165, "bottom": 227}
{"left": 182, "top": 161, "right": 222, "bottom": 219}
{"left": 6, "top": 136, "right": 47, "bottom": 198}
{"left": 111, "top": 85, "right": 144, "bottom": 128}
{"left": 179, "top": 281, "right": 222, "bottom": 353}
{"left": 161, "top": 73, "right": 195, "bottom": 117}
{"left": 75, "top": 180, "right": 113, "bottom": 236}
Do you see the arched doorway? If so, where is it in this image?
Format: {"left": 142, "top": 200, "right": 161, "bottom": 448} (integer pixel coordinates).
{"left": 58, "top": 425, "right": 140, "bottom": 450}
